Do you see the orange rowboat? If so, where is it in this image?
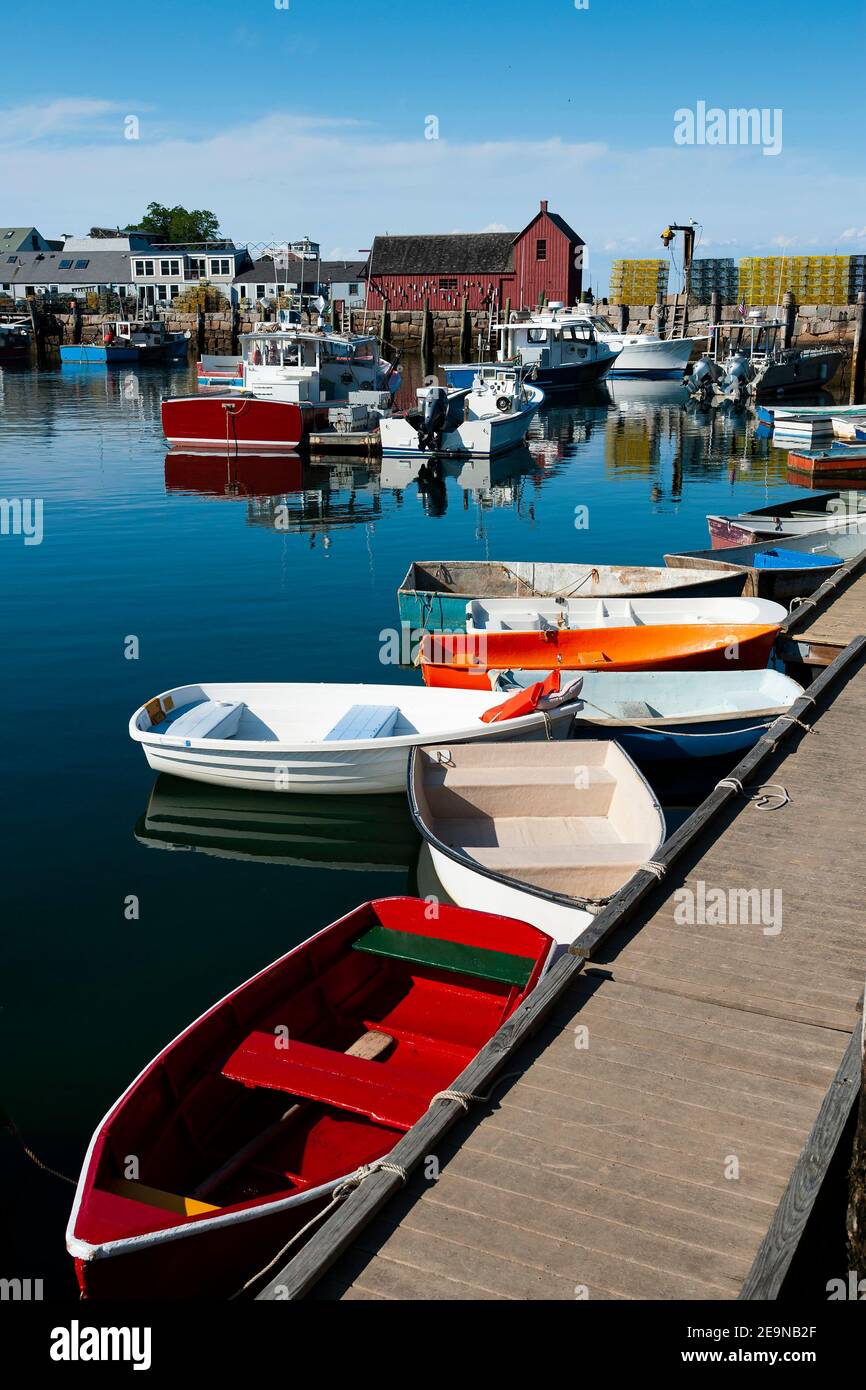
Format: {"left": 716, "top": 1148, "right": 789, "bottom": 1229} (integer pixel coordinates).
{"left": 420, "top": 624, "right": 780, "bottom": 689}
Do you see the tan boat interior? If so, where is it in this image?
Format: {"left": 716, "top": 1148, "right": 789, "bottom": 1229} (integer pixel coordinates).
{"left": 415, "top": 741, "right": 662, "bottom": 900}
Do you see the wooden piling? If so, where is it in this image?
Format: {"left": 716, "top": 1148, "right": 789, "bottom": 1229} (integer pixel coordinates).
{"left": 196, "top": 307, "right": 205, "bottom": 357}
{"left": 654, "top": 294, "right": 667, "bottom": 338}
{"left": 617, "top": 303, "right": 629, "bottom": 333}
{"left": 459, "top": 296, "right": 471, "bottom": 361}
{"left": 379, "top": 299, "right": 391, "bottom": 356}
{"left": 850, "top": 292, "right": 866, "bottom": 404}
{"left": 420, "top": 297, "right": 433, "bottom": 376}
{"left": 782, "top": 290, "right": 797, "bottom": 350}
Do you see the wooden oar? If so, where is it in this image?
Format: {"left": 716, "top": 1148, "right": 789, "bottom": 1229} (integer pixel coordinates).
{"left": 192, "top": 1030, "right": 394, "bottom": 1200}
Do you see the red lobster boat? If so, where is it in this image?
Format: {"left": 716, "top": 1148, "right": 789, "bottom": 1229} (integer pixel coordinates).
{"left": 161, "top": 394, "right": 330, "bottom": 453}
{"left": 67, "top": 898, "right": 552, "bottom": 1299}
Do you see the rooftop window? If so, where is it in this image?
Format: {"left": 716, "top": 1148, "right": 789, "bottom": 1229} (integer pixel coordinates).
{"left": 59, "top": 259, "right": 73, "bottom": 269}
{"left": 74, "top": 259, "right": 89, "bottom": 269}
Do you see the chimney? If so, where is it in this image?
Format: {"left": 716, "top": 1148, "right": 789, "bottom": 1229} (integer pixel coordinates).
{"left": 540, "top": 199, "right": 548, "bottom": 213}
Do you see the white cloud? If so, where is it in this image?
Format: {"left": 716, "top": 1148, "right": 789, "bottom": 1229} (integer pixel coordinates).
{"left": 0, "top": 99, "right": 125, "bottom": 143}
{"left": 841, "top": 226, "right": 866, "bottom": 241}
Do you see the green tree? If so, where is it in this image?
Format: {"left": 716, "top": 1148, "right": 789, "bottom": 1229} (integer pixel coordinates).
{"left": 126, "top": 202, "right": 221, "bottom": 243}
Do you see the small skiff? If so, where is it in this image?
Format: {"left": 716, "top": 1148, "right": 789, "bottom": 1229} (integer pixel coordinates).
{"left": 665, "top": 529, "right": 861, "bottom": 601}
{"left": 465, "top": 594, "right": 786, "bottom": 633}
{"left": 491, "top": 669, "right": 804, "bottom": 761}
{"left": 420, "top": 617, "right": 783, "bottom": 689}
{"left": 129, "top": 682, "right": 580, "bottom": 793}
{"left": 397, "top": 559, "right": 745, "bottom": 632}
{"left": 408, "top": 741, "right": 665, "bottom": 947}
{"left": 67, "top": 897, "right": 552, "bottom": 1298}
{"left": 378, "top": 368, "right": 542, "bottom": 460}
{"left": 707, "top": 491, "right": 866, "bottom": 547}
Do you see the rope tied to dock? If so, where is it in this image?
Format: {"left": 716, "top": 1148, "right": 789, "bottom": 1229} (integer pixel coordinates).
{"left": 230, "top": 1157, "right": 410, "bottom": 1300}
{"left": 1, "top": 1106, "right": 76, "bottom": 1186}
{"left": 715, "top": 778, "right": 790, "bottom": 811}
{"left": 428, "top": 1069, "right": 524, "bottom": 1113}
{"left": 640, "top": 860, "right": 668, "bottom": 880}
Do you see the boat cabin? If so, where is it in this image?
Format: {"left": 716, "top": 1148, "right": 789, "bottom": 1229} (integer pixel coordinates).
{"left": 240, "top": 329, "right": 386, "bottom": 403}
{"left": 496, "top": 308, "right": 601, "bottom": 372}
{"left": 106, "top": 319, "right": 175, "bottom": 346}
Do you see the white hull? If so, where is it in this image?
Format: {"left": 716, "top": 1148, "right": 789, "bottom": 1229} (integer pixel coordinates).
{"left": 131, "top": 681, "right": 578, "bottom": 794}
{"left": 380, "top": 387, "right": 542, "bottom": 459}
{"left": 427, "top": 843, "right": 594, "bottom": 947}
{"left": 466, "top": 594, "right": 786, "bottom": 632}
{"left": 606, "top": 336, "right": 694, "bottom": 376}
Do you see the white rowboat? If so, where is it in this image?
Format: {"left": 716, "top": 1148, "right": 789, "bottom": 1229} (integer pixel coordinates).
{"left": 129, "top": 682, "right": 580, "bottom": 794}
{"left": 409, "top": 740, "right": 665, "bottom": 948}
{"left": 465, "top": 595, "right": 787, "bottom": 632}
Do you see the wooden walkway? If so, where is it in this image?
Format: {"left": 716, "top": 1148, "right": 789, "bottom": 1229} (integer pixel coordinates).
{"left": 780, "top": 545, "right": 866, "bottom": 666}
{"left": 258, "top": 640, "right": 866, "bottom": 1302}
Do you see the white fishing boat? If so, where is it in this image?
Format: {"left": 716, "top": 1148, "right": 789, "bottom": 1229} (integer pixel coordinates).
{"left": 408, "top": 741, "right": 665, "bottom": 948}
{"left": 465, "top": 594, "right": 786, "bottom": 633}
{"left": 129, "top": 681, "right": 580, "bottom": 794}
{"left": 379, "top": 366, "right": 542, "bottom": 459}
{"left": 571, "top": 307, "right": 694, "bottom": 378}
{"left": 687, "top": 314, "right": 843, "bottom": 402}
{"left": 490, "top": 669, "right": 803, "bottom": 761}
{"left": 707, "top": 492, "right": 866, "bottom": 547}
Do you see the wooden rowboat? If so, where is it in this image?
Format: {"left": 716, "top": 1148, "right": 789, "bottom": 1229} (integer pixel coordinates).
{"left": 665, "top": 531, "right": 860, "bottom": 602}
{"left": 129, "top": 682, "right": 580, "bottom": 794}
{"left": 408, "top": 742, "right": 665, "bottom": 947}
{"left": 706, "top": 491, "right": 866, "bottom": 548}
{"left": 397, "top": 559, "right": 745, "bottom": 631}
{"left": 67, "top": 897, "right": 552, "bottom": 1298}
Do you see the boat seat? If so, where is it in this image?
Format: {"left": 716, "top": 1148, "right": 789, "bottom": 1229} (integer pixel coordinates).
{"left": 433, "top": 765, "right": 616, "bottom": 789}
{"left": 163, "top": 700, "right": 245, "bottom": 741}
{"left": 107, "top": 1177, "right": 220, "bottom": 1216}
{"left": 220, "top": 1033, "right": 428, "bottom": 1131}
{"left": 323, "top": 704, "right": 399, "bottom": 742}
{"left": 466, "top": 842, "right": 655, "bottom": 871}
{"left": 352, "top": 923, "right": 535, "bottom": 988}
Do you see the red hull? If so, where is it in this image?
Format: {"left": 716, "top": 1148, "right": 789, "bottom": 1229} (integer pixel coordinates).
{"left": 161, "top": 395, "right": 330, "bottom": 453}
{"left": 69, "top": 898, "right": 551, "bottom": 1299}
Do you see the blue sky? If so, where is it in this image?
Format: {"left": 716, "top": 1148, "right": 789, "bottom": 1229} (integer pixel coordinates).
{"left": 3, "top": 0, "right": 865, "bottom": 293}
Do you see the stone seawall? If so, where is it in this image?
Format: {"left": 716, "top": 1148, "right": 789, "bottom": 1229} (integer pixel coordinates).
{"left": 44, "top": 303, "right": 860, "bottom": 360}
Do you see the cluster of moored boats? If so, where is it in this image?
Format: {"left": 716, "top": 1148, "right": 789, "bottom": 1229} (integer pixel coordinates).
{"left": 65, "top": 484, "right": 866, "bottom": 1299}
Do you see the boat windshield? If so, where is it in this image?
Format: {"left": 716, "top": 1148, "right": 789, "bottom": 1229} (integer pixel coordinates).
{"left": 245, "top": 337, "right": 305, "bottom": 367}
{"left": 591, "top": 316, "right": 617, "bottom": 333}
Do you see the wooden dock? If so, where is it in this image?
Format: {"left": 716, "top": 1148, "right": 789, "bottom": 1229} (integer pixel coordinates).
{"left": 779, "top": 546, "right": 866, "bottom": 667}
{"left": 256, "top": 639, "right": 866, "bottom": 1303}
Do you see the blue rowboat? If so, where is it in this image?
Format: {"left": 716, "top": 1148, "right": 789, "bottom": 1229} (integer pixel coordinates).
{"left": 495, "top": 669, "right": 804, "bottom": 763}
{"left": 397, "top": 559, "right": 745, "bottom": 633}
{"left": 666, "top": 526, "right": 864, "bottom": 602}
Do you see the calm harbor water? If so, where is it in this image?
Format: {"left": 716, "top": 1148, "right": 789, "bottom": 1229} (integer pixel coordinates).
{"left": 0, "top": 359, "right": 833, "bottom": 1295}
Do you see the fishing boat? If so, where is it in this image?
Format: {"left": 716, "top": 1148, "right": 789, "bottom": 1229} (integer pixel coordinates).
{"left": 197, "top": 354, "right": 244, "bottom": 388}
{"left": 129, "top": 681, "right": 581, "bottom": 793}
{"left": 397, "top": 559, "right": 745, "bottom": 631}
{"left": 490, "top": 669, "right": 803, "bottom": 762}
{"left": 465, "top": 594, "right": 786, "bottom": 634}
{"left": 570, "top": 307, "right": 694, "bottom": 378}
{"left": 420, "top": 606, "right": 783, "bottom": 689}
{"left": 136, "top": 777, "right": 419, "bottom": 872}
{"left": 408, "top": 741, "right": 665, "bottom": 947}
{"left": 378, "top": 367, "right": 542, "bottom": 459}
{"left": 443, "top": 304, "right": 619, "bottom": 392}
{"left": 665, "top": 529, "right": 860, "bottom": 601}
{"left": 0, "top": 318, "right": 31, "bottom": 364}
{"left": 67, "top": 896, "right": 552, "bottom": 1299}
{"left": 59, "top": 319, "right": 190, "bottom": 365}
{"left": 686, "top": 314, "right": 843, "bottom": 402}
{"left": 162, "top": 327, "right": 399, "bottom": 453}
{"left": 707, "top": 491, "right": 866, "bottom": 547}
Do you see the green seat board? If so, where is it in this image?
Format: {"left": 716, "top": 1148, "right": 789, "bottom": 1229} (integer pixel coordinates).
{"left": 352, "top": 924, "right": 535, "bottom": 988}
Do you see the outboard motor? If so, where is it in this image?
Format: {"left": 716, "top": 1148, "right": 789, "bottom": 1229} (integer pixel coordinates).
{"left": 410, "top": 385, "right": 450, "bottom": 453}
{"left": 720, "top": 352, "right": 753, "bottom": 404}
{"left": 685, "top": 355, "right": 723, "bottom": 400}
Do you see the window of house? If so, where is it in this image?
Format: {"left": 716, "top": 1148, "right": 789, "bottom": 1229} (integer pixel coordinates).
{"left": 349, "top": 283, "right": 360, "bottom": 296}
{"left": 536, "top": 239, "right": 547, "bottom": 262}
{"left": 439, "top": 277, "right": 458, "bottom": 291}
{"left": 188, "top": 258, "right": 206, "bottom": 279}
{"left": 160, "top": 259, "right": 180, "bottom": 276}
{"left": 134, "top": 259, "right": 155, "bottom": 277}
{"left": 210, "top": 258, "right": 231, "bottom": 276}
{"left": 74, "top": 259, "right": 89, "bottom": 269}
{"left": 59, "top": 259, "right": 73, "bottom": 270}
{"left": 170, "top": 285, "right": 179, "bottom": 298}
{"left": 157, "top": 285, "right": 167, "bottom": 301}
{"left": 255, "top": 284, "right": 265, "bottom": 298}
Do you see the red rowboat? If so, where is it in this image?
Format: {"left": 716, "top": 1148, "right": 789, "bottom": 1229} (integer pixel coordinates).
{"left": 420, "top": 624, "right": 780, "bottom": 689}
{"left": 67, "top": 898, "right": 552, "bottom": 1299}
{"left": 161, "top": 395, "right": 332, "bottom": 453}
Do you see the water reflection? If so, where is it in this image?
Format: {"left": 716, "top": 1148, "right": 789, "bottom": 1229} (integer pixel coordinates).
{"left": 136, "top": 774, "right": 420, "bottom": 873}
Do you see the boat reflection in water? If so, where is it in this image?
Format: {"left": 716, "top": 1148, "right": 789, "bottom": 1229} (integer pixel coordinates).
{"left": 379, "top": 445, "right": 540, "bottom": 518}
{"left": 136, "top": 774, "right": 420, "bottom": 874}
{"left": 164, "top": 450, "right": 304, "bottom": 497}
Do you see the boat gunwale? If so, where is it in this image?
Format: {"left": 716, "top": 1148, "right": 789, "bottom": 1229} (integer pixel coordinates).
{"left": 407, "top": 741, "right": 666, "bottom": 917}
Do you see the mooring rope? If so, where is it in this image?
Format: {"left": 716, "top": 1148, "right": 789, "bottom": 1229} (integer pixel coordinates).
{"left": 230, "top": 1158, "right": 410, "bottom": 1301}
{"left": 1, "top": 1108, "right": 76, "bottom": 1186}
{"left": 715, "top": 778, "right": 790, "bottom": 811}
